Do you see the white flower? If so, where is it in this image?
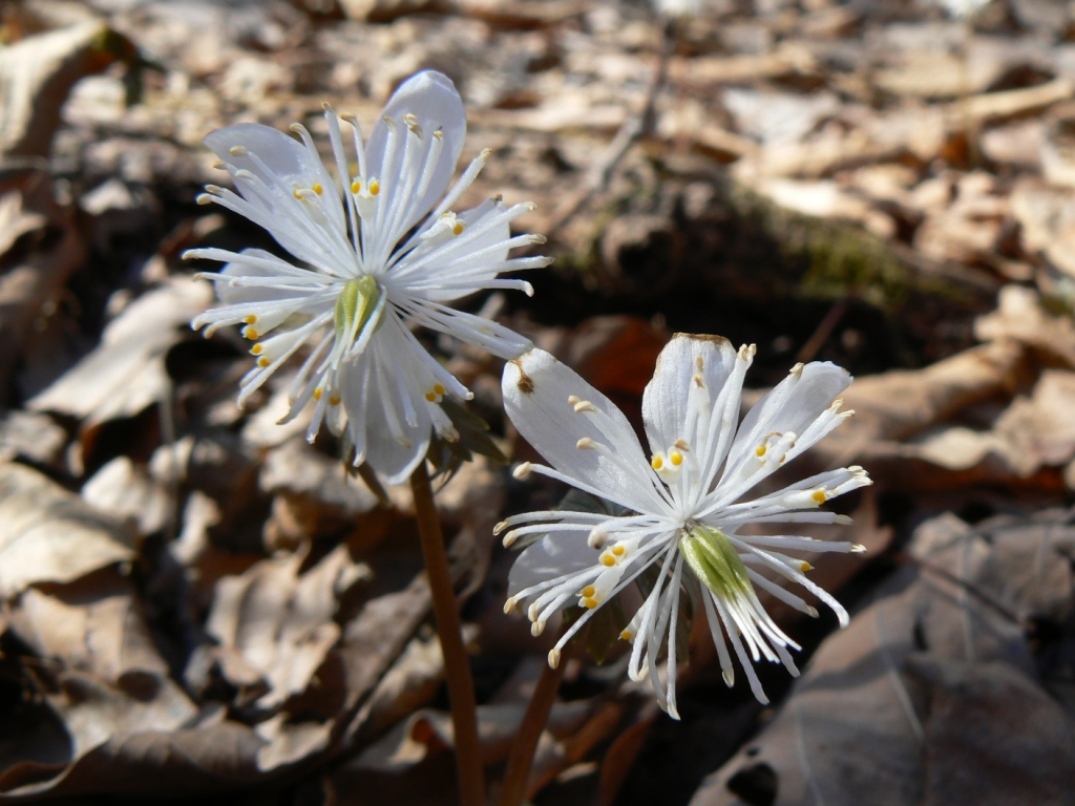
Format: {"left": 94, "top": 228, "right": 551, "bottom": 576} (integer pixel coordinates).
{"left": 186, "top": 71, "right": 550, "bottom": 484}
{"left": 498, "top": 335, "right": 870, "bottom": 716}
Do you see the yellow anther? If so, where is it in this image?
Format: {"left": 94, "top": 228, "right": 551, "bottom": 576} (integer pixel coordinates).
{"left": 651, "top": 455, "right": 664, "bottom": 470}
{"left": 600, "top": 552, "right": 616, "bottom": 567}
{"left": 242, "top": 327, "right": 259, "bottom": 340}
{"left": 452, "top": 221, "right": 464, "bottom": 236}
{"left": 313, "top": 388, "right": 323, "bottom": 401}
{"left": 568, "top": 395, "right": 580, "bottom": 404}
{"left": 250, "top": 344, "right": 264, "bottom": 355}
{"left": 582, "top": 597, "right": 598, "bottom": 609}
{"left": 670, "top": 451, "right": 683, "bottom": 467}
{"left": 257, "top": 357, "right": 270, "bottom": 368}
{"left": 811, "top": 489, "right": 828, "bottom": 505}
{"left": 312, "top": 183, "right": 323, "bottom": 195}
{"left": 351, "top": 179, "right": 361, "bottom": 194}
{"left": 434, "top": 384, "right": 446, "bottom": 395}
{"left": 620, "top": 629, "right": 634, "bottom": 641}
{"left": 293, "top": 188, "right": 304, "bottom": 200}
{"left": 369, "top": 178, "right": 380, "bottom": 196}
{"left": 800, "top": 561, "right": 814, "bottom": 572}
{"left": 581, "top": 585, "right": 596, "bottom": 598}
{"left": 243, "top": 315, "right": 257, "bottom": 325}
{"left": 228, "top": 145, "right": 248, "bottom": 156}
{"left": 756, "top": 445, "right": 767, "bottom": 457}
{"left": 329, "top": 394, "right": 341, "bottom": 406}
{"left": 612, "top": 544, "right": 626, "bottom": 557}
{"left": 425, "top": 392, "right": 437, "bottom": 402}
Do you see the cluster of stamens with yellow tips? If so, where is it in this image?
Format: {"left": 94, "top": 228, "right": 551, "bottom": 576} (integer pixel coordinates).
{"left": 350, "top": 177, "right": 380, "bottom": 196}
{"left": 651, "top": 439, "right": 689, "bottom": 482}
{"left": 241, "top": 315, "right": 260, "bottom": 341}
{"left": 424, "top": 384, "right": 447, "bottom": 403}
{"left": 292, "top": 182, "right": 325, "bottom": 200}
{"left": 599, "top": 542, "right": 627, "bottom": 568}
{"left": 250, "top": 343, "right": 269, "bottom": 368}
{"left": 579, "top": 585, "right": 599, "bottom": 609}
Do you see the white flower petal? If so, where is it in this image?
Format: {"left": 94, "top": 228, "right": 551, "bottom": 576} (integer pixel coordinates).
{"left": 643, "top": 333, "right": 738, "bottom": 472}
{"left": 503, "top": 349, "right": 670, "bottom": 514}
{"left": 507, "top": 531, "right": 600, "bottom": 601}
{"left": 729, "top": 361, "right": 852, "bottom": 471}
{"left": 367, "top": 71, "right": 466, "bottom": 235}
{"left": 206, "top": 123, "right": 315, "bottom": 189}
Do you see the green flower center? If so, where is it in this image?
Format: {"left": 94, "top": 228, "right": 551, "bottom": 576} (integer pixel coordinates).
{"left": 334, "top": 275, "right": 383, "bottom": 346}
{"left": 679, "top": 525, "right": 754, "bottom": 604}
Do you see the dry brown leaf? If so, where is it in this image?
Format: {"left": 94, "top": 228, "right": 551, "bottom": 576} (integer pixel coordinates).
{"left": 0, "top": 462, "right": 132, "bottom": 598}
{"left": 206, "top": 543, "right": 371, "bottom": 711}
{"left": 668, "top": 46, "right": 819, "bottom": 87}
{"left": 29, "top": 276, "right": 211, "bottom": 427}
{"left": 0, "top": 410, "right": 66, "bottom": 468}
{"left": 734, "top": 129, "right": 919, "bottom": 181}
{"left": 975, "top": 284, "right": 1075, "bottom": 368}
{"left": 952, "top": 77, "right": 1074, "bottom": 127}
{"left": 815, "top": 335, "right": 1075, "bottom": 490}
{"left": 0, "top": 705, "right": 265, "bottom": 799}
{"left": 0, "top": 173, "right": 85, "bottom": 395}
{"left": 346, "top": 630, "right": 445, "bottom": 746}
{"left": 9, "top": 570, "right": 177, "bottom": 684}
{"left": 330, "top": 698, "right": 609, "bottom": 806}
{"left": 81, "top": 456, "right": 172, "bottom": 538}
{"left": 0, "top": 191, "right": 46, "bottom": 254}
{"left": 0, "top": 22, "right": 135, "bottom": 159}
{"left": 259, "top": 438, "right": 381, "bottom": 549}
{"left": 691, "top": 510, "right": 1075, "bottom": 806}
{"left": 830, "top": 339, "right": 1026, "bottom": 448}
{"left": 1009, "top": 181, "right": 1075, "bottom": 278}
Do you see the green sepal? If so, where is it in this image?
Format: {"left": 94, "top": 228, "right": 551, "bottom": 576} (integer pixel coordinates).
{"left": 426, "top": 395, "right": 509, "bottom": 484}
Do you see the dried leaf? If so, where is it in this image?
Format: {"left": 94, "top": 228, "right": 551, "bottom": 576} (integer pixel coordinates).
{"left": 0, "top": 462, "right": 132, "bottom": 598}
{"left": 0, "top": 22, "right": 136, "bottom": 159}
{"left": 29, "top": 276, "right": 211, "bottom": 427}
{"left": 206, "top": 544, "right": 370, "bottom": 711}
{"left": 81, "top": 456, "right": 172, "bottom": 538}
{"left": 0, "top": 174, "right": 85, "bottom": 395}
{"left": 691, "top": 510, "right": 1075, "bottom": 806}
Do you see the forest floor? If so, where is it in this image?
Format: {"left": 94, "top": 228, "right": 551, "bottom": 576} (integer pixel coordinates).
{"left": 1, "top": 0, "right": 1074, "bottom": 804}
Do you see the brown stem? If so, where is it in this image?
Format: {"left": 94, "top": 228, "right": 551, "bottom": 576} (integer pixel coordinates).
{"left": 411, "top": 461, "right": 486, "bottom": 806}
{"left": 496, "top": 653, "right": 566, "bottom": 806}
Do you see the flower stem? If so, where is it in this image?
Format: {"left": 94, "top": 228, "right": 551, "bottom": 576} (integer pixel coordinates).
{"left": 411, "top": 461, "right": 486, "bottom": 806}
{"left": 496, "top": 653, "right": 566, "bottom": 806}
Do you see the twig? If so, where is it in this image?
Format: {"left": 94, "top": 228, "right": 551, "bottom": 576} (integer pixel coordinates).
{"left": 496, "top": 655, "right": 566, "bottom": 806}
{"left": 411, "top": 461, "right": 485, "bottom": 806}
{"left": 544, "top": 18, "right": 675, "bottom": 237}
{"left": 795, "top": 298, "right": 848, "bottom": 364}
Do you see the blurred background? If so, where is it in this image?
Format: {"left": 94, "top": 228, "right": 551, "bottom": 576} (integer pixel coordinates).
{"left": 0, "top": 0, "right": 1073, "bottom": 804}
